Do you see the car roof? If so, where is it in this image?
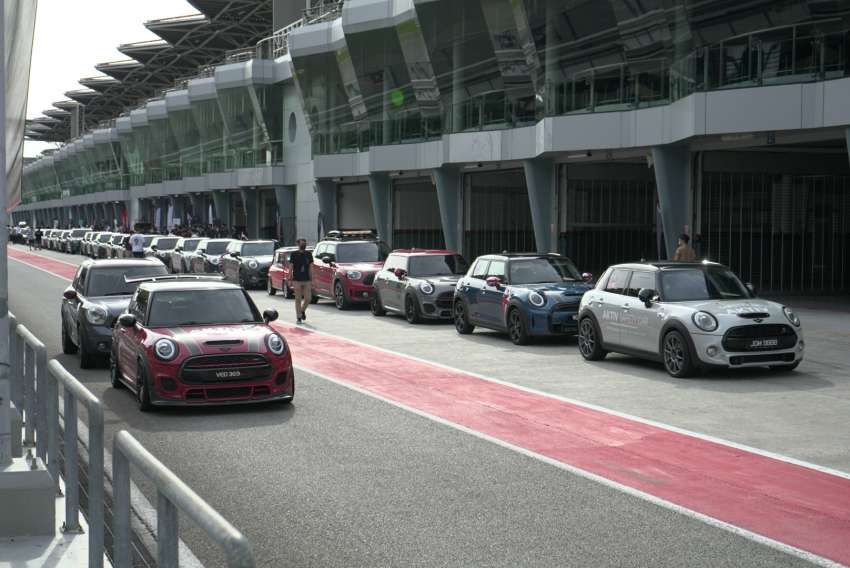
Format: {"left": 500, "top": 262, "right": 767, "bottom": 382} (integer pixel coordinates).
{"left": 610, "top": 260, "right": 723, "bottom": 271}
{"left": 477, "top": 252, "right": 563, "bottom": 260}
{"left": 239, "top": 240, "right": 275, "bottom": 244}
{"left": 82, "top": 258, "right": 165, "bottom": 269}
{"left": 139, "top": 280, "right": 242, "bottom": 293}
{"left": 275, "top": 246, "right": 312, "bottom": 252}
{"left": 200, "top": 238, "right": 233, "bottom": 243}
{"left": 391, "top": 249, "right": 458, "bottom": 256}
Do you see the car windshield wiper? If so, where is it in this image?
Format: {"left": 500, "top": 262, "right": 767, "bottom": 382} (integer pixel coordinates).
{"left": 101, "top": 292, "right": 131, "bottom": 296}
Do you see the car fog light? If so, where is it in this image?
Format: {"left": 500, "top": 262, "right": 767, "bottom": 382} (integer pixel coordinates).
{"left": 797, "top": 340, "right": 805, "bottom": 351}
{"left": 706, "top": 345, "right": 718, "bottom": 357}
{"left": 161, "top": 378, "right": 177, "bottom": 392}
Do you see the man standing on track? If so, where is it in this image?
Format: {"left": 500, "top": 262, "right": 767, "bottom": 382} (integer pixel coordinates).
{"left": 129, "top": 230, "right": 146, "bottom": 258}
{"left": 288, "top": 238, "right": 313, "bottom": 324}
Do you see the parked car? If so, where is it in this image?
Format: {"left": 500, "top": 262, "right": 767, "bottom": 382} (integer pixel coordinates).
{"left": 221, "top": 240, "right": 276, "bottom": 289}
{"left": 60, "top": 258, "right": 170, "bottom": 368}
{"left": 267, "top": 246, "right": 314, "bottom": 297}
{"left": 65, "top": 228, "right": 89, "bottom": 254}
{"left": 107, "top": 233, "right": 128, "bottom": 258}
{"left": 147, "top": 236, "right": 180, "bottom": 266}
{"left": 81, "top": 232, "right": 96, "bottom": 255}
{"left": 42, "top": 229, "right": 54, "bottom": 249}
{"left": 189, "top": 239, "right": 233, "bottom": 273}
{"left": 577, "top": 261, "right": 805, "bottom": 377}
{"left": 93, "top": 232, "right": 114, "bottom": 258}
{"left": 110, "top": 279, "right": 294, "bottom": 410}
{"left": 312, "top": 230, "right": 389, "bottom": 309}
{"left": 371, "top": 249, "right": 469, "bottom": 323}
{"left": 453, "top": 253, "right": 593, "bottom": 345}
{"left": 170, "top": 237, "right": 203, "bottom": 273}
{"left": 57, "top": 230, "right": 71, "bottom": 252}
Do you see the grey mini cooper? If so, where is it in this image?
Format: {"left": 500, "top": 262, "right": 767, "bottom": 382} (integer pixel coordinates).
{"left": 577, "top": 261, "right": 804, "bottom": 377}
{"left": 371, "top": 249, "right": 469, "bottom": 323}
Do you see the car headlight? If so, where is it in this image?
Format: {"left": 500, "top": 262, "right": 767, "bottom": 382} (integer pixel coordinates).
{"left": 85, "top": 304, "right": 108, "bottom": 325}
{"left": 209, "top": 256, "right": 220, "bottom": 265}
{"left": 783, "top": 306, "right": 801, "bottom": 327}
{"left": 346, "top": 270, "right": 362, "bottom": 280}
{"left": 153, "top": 338, "right": 178, "bottom": 361}
{"left": 247, "top": 259, "right": 259, "bottom": 269}
{"left": 266, "top": 333, "right": 286, "bottom": 355}
{"left": 419, "top": 281, "right": 434, "bottom": 295}
{"left": 528, "top": 291, "right": 546, "bottom": 307}
{"left": 692, "top": 311, "right": 718, "bottom": 332}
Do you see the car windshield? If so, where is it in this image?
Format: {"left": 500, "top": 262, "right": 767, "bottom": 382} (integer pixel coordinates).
{"left": 182, "top": 239, "right": 201, "bottom": 252}
{"left": 85, "top": 265, "right": 169, "bottom": 297}
{"left": 206, "top": 241, "right": 230, "bottom": 255}
{"left": 508, "top": 257, "right": 582, "bottom": 284}
{"left": 98, "top": 234, "right": 111, "bottom": 242}
{"left": 660, "top": 267, "right": 751, "bottom": 302}
{"left": 147, "top": 289, "right": 260, "bottom": 327}
{"left": 408, "top": 254, "right": 468, "bottom": 276}
{"left": 336, "top": 242, "right": 389, "bottom": 263}
{"left": 71, "top": 229, "right": 87, "bottom": 237}
{"left": 154, "top": 238, "right": 179, "bottom": 250}
{"left": 242, "top": 243, "right": 274, "bottom": 257}
{"left": 141, "top": 236, "right": 155, "bottom": 247}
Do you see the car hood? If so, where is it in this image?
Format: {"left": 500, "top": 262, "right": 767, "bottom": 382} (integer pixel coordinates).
{"left": 339, "top": 261, "right": 383, "bottom": 272}
{"left": 154, "top": 323, "right": 274, "bottom": 353}
{"left": 244, "top": 255, "right": 274, "bottom": 265}
{"left": 519, "top": 282, "right": 593, "bottom": 297}
{"left": 419, "top": 275, "right": 462, "bottom": 285}
{"left": 88, "top": 295, "right": 133, "bottom": 316}
{"left": 673, "top": 299, "right": 784, "bottom": 317}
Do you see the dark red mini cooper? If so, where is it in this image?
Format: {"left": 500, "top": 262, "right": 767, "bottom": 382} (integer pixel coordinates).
{"left": 110, "top": 277, "right": 294, "bottom": 410}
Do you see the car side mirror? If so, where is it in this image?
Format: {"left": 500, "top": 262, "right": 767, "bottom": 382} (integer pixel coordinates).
{"left": 637, "top": 288, "right": 656, "bottom": 308}
{"left": 394, "top": 268, "right": 407, "bottom": 280}
{"left": 486, "top": 276, "right": 503, "bottom": 289}
{"left": 582, "top": 272, "right": 593, "bottom": 283}
{"left": 63, "top": 289, "right": 78, "bottom": 300}
{"left": 745, "top": 282, "right": 757, "bottom": 297}
{"left": 263, "top": 309, "right": 279, "bottom": 323}
{"left": 323, "top": 255, "right": 335, "bottom": 265}
{"left": 118, "top": 313, "right": 136, "bottom": 327}
{"left": 151, "top": 245, "right": 157, "bottom": 251}
{"left": 232, "top": 251, "right": 240, "bottom": 258}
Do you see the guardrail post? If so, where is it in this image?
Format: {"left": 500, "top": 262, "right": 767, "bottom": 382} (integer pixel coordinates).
{"left": 113, "top": 448, "right": 132, "bottom": 568}
{"left": 46, "top": 366, "right": 60, "bottom": 494}
{"left": 88, "top": 401, "right": 104, "bottom": 568}
{"left": 62, "top": 386, "right": 81, "bottom": 533}
{"left": 157, "top": 491, "right": 179, "bottom": 568}
{"left": 23, "top": 342, "right": 35, "bottom": 446}
{"left": 8, "top": 314, "right": 21, "bottom": 407}
{"left": 35, "top": 342, "right": 47, "bottom": 462}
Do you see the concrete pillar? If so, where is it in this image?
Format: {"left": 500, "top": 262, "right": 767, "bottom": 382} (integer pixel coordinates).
{"left": 274, "top": 186, "right": 297, "bottom": 245}
{"left": 239, "top": 189, "right": 260, "bottom": 239}
{"left": 190, "top": 194, "right": 207, "bottom": 224}
{"left": 523, "top": 157, "right": 557, "bottom": 254}
{"left": 100, "top": 203, "right": 111, "bottom": 229}
{"left": 212, "top": 191, "right": 231, "bottom": 227}
{"left": 368, "top": 173, "right": 392, "bottom": 246}
{"left": 432, "top": 166, "right": 462, "bottom": 253}
{"left": 152, "top": 198, "right": 166, "bottom": 232}
{"left": 651, "top": 145, "right": 692, "bottom": 259}
{"left": 170, "top": 196, "right": 187, "bottom": 227}
{"left": 127, "top": 198, "right": 142, "bottom": 228}
{"left": 315, "top": 179, "right": 338, "bottom": 238}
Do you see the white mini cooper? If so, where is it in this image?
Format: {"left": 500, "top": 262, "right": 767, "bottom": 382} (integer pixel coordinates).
{"left": 577, "top": 261, "right": 804, "bottom": 377}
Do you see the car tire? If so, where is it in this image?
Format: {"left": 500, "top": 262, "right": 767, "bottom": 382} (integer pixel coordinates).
{"left": 454, "top": 301, "right": 475, "bottom": 335}
{"left": 507, "top": 308, "right": 530, "bottom": 345}
{"left": 662, "top": 330, "right": 697, "bottom": 378}
{"left": 61, "top": 315, "right": 78, "bottom": 355}
{"left": 578, "top": 317, "right": 607, "bottom": 361}
{"left": 137, "top": 361, "right": 152, "bottom": 412}
{"left": 267, "top": 278, "right": 277, "bottom": 296}
{"left": 770, "top": 361, "right": 801, "bottom": 372}
{"left": 370, "top": 294, "right": 386, "bottom": 316}
{"left": 334, "top": 281, "right": 350, "bottom": 310}
{"left": 404, "top": 295, "right": 423, "bottom": 324}
{"left": 109, "top": 356, "right": 123, "bottom": 389}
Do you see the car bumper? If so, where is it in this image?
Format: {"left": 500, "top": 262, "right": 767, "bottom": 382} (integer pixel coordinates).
{"left": 691, "top": 331, "right": 805, "bottom": 368}
{"left": 152, "top": 391, "right": 293, "bottom": 407}
{"left": 148, "top": 361, "right": 294, "bottom": 406}
{"left": 80, "top": 324, "right": 114, "bottom": 353}
{"left": 525, "top": 308, "right": 580, "bottom": 336}
{"left": 344, "top": 281, "right": 373, "bottom": 303}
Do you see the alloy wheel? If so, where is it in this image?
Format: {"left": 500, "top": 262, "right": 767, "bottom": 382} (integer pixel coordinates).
{"left": 664, "top": 334, "right": 685, "bottom": 375}
{"left": 578, "top": 319, "right": 595, "bottom": 357}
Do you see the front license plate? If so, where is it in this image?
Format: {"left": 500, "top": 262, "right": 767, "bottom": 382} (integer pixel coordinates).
{"left": 215, "top": 370, "right": 242, "bottom": 379}
{"left": 750, "top": 338, "right": 778, "bottom": 348}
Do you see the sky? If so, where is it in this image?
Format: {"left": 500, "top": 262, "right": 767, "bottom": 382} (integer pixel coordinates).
{"left": 25, "top": 0, "right": 195, "bottom": 157}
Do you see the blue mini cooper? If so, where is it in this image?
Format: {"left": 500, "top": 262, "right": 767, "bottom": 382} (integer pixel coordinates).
{"left": 453, "top": 253, "right": 593, "bottom": 345}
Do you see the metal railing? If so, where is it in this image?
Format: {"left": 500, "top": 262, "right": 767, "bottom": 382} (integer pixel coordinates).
{"left": 303, "top": 0, "right": 343, "bottom": 25}
{"left": 113, "top": 430, "right": 255, "bottom": 568}
{"left": 7, "top": 314, "right": 254, "bottom": 567}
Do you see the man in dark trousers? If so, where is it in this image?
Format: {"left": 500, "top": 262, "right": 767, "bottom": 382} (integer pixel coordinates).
{"left": 288, "top": 238, "right": 314, "bottom": 324}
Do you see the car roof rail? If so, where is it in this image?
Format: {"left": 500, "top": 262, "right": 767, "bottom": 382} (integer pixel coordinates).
{"left": 123, "top": 274, "right": 226, "bottom": 284}
{"left": 324, "top": 229, "right": 378, "bottom": 241}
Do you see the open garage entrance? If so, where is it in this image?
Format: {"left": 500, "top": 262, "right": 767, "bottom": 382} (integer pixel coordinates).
{"left": 464, "top": 169, "right": 535, "bottom": 260}
{"left": 393, "top": 178, "right": 445, "bottom": 250}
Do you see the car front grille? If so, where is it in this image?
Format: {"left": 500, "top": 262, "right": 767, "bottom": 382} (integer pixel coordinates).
{"left": 180, "top": 353, "right": 271, "bottom": 384}
{"left": 722, "top": 324, "right": 797, "bottom": 352}
{"left": 362, "top": 273, "right": 375, "bottom": 286}
{"left": 436, "top": 292, "right": 453, "bottom": 309}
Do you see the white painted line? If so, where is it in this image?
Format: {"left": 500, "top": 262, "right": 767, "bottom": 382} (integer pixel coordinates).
{"left": 285, "top": 323, "right": 850, "bottom": 480}
{"left": 295, "top": 364, "right": 845, "bottom": 568}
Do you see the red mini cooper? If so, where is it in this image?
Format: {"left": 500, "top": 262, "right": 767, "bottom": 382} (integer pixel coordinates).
{"left": 110, "top": 277, "right": 294, "bottom": 410}
{"left": 267, "top": 245, "right": 314, "bottom": 298}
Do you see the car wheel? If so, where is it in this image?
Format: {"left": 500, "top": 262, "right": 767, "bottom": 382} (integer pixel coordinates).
{"left": 370, "top": 294, "right": 386, "bottom": 316}
{"left": 136, "top": 362, "right": 152, "bottom": 412}
{"left": 334, "top": 281, "right": 350, "bottom": 310}
{"left": 109, "top": 356, "right": 123, "bottom": 389}
{"left": 405, "top": 295, "right": 422, "bottom": 324}
{"left": 454, "top": 301, "right": 475, "bottom": 335}
{"left": 267, "top": 278, "right": 277, "bottom": 296}
{"left": 61, "top": 315, "right": 78, "bottom": 355}
{"left": 578, "top": 317, "right": 607, "bottom": 361}
{"left": 507, "top": 308, "right": 530, "bottom": 345}
{"left": 770, "top": 361, "right": 801, "bottom": 372}
{"left": 663, "top": 330, "right": 697, "bottom": 378}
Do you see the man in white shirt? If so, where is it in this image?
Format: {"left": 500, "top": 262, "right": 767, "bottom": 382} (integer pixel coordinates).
{"left": 129, "top": 231, "right": 146, "bottom": 258}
